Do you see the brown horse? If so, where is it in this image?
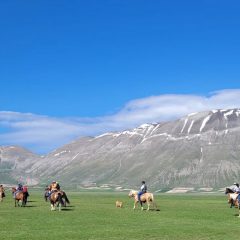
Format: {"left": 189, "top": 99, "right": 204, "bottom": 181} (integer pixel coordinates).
{"left": 45, "top": 188, "right": 70, "bottom": 207}
{"left": 49, "top": 190, "right": 65, "bottom": 211}
{"left": 0, "top": 185, "right": 5, "bottom": 202}
{"left": 12, "top": 187, "right": 28, "bottom": 207}
{"left": 128, "top": 190, "right": 159, "bottom": 211}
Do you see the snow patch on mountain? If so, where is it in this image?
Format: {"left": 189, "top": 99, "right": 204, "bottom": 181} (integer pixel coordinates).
{"left": 54, "top": 150, "right": 70, "bottom": 157}
{"left": 200, "top": 115, "right": 211, "bottom": 132}
{"left": 188, "top": 120, "right": 194, "bottom": 133}
{"left": 181, "top": 118, "right": 188, "bottom": 133}
{"left": 224, "top": 110, "right": 234, "bottom": 118}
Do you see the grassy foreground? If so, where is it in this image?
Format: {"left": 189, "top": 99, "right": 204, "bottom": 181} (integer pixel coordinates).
{"left": 0, "top": 191, "right": 240, "bottom": 240}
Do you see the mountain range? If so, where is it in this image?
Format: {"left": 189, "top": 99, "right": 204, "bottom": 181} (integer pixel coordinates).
{"left": 1, "top": 108, "right": 240, "bottom": 190}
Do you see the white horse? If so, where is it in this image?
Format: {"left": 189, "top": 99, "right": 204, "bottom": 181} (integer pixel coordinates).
{"left": 128, "top": 190, "right": 159, "bottom": 211}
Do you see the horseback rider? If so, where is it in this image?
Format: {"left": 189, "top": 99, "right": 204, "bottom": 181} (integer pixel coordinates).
{"left": 233, "top": 183, "right": 240, "bottom": 193}
{"left": 50, "top": 181, "right": 60, "bottom": 191}
{"left": 56, "top": 182, "right": 60, "bottom": 190}
{"left": 48, "top": 181, "right": 60, "bottom": 198}
{"left": 138, "top": 181, "right": 147, "bottom": 207}
{"left": 14, "top": 183, "right": 23, "bottom": 198}
{"left": 17, "top": 183, "right": 23, "bottom": 191}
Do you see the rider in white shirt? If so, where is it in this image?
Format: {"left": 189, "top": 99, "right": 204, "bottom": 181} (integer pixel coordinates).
{"left": 231, "top": 183, "right": 240, "bottom": 193}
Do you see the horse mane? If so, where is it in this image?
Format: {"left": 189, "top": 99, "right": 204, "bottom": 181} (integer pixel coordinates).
{"left": 130, "top": 190, "right": 138, "bottom": 194}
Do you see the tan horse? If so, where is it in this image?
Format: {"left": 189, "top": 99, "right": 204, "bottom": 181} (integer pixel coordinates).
{"left": 12, "top": 187, "right": 28, "bottom": 207}
{"left": 0, "top": 185, "right": 5, "bottom": 202}
{"left": 49, "top": 190, "right": 65, "bottom": 211}
{"left": 128, "top": 190, "right": 159, "bottom": 211}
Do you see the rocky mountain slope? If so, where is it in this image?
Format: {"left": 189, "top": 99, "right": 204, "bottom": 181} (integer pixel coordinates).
{"left": 0, "top": 146, "right": 40, "bottom": 184}
{"left": 1, "top": 109, "right": 240, "bottom": 190}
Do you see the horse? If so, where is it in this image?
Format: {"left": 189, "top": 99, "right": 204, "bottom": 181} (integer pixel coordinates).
{"left": 12, "top": 187, "right": 28, "bottom": 207}
{"left": 225, "top": 188, "right": 239, "bottom": 208}
{"left": 128, "top": 190, "right": 159, "bottom": 211}
{"left": 0, "top": 185, "right": 5, "bottom": 202}
{"left": 45, "top": 188, "right": 70, "bottom": 207}
{"left": 49, "top": 190, "right": 65, "bottom": 211}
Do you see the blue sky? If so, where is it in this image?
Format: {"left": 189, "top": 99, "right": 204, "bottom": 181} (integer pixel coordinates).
{"left": 1, "top": 1, "right": 240, "bottom": 153}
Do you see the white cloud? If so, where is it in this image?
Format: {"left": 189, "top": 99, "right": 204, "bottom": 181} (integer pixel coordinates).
{"left": 1, "top": 89, "right": 240, "bottom": 153}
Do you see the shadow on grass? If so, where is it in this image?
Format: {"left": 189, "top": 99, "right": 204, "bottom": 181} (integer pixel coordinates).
{"left": 61, "top": 208, "right": 74, "bottom": 211}
{"left": 142, "top": 209, "right": 160, "bottom": 212}
{"left": 14, "top": 205, "right": 37, "bottom": 208}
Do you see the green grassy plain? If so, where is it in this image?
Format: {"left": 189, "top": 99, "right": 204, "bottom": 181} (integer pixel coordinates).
{"left": 0, "top": 191, "right": 240, "bottom": 240}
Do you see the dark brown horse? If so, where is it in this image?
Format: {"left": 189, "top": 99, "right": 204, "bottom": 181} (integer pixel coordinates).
{"left": 12, "top": 187, "right": 28, "bottom": 207}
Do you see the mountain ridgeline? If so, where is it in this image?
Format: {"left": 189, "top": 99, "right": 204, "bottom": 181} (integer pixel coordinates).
{"left": 1, "top": 109, "right": 240, "bottom": 190}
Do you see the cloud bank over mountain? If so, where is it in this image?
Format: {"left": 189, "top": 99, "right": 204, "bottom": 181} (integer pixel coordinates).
{"left": 1, "top": 89, "right": 240, "bottom": 153}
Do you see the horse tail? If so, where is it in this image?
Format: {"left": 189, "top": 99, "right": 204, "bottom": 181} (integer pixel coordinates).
{"left": 150, "top": 193, "right": 154, "bottom": 202}
{"left": 57, "top": 192, "right": 64, "bottom": 206}
{"left": 63, "top": 192, "right": 70, "bottom": 204}
{"left": 150, "top": 193, "right": 160, "bottom": 211}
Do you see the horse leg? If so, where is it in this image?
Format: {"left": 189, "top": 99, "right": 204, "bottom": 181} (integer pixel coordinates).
{"left": 23, "top": 198, "right": 26, "bottom": 207}
{"left": 147, "top": 201, "right": 150, "bottom": 211}
{"left": 133, "top": 201, "right": 137, "bottom": 210}
{"left": 51, "top": 203, "right": 55, "bottom": 211}
{"left": 58, "top": 203, "right": 62, "bottom": 211}
{"left": 140, "top": 200, "right": 144, "bottom": 211}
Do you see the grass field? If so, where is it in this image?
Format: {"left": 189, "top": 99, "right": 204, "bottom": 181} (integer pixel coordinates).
{"left": 0, "top": 190, "right": 240, "bottom": 240}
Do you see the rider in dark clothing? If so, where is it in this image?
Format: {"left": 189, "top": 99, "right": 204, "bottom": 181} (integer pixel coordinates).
{"left": 14, "top": 183, "right": 23, "bottom": 198}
